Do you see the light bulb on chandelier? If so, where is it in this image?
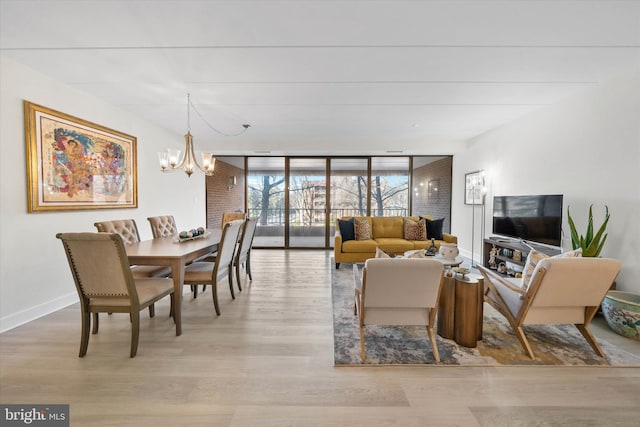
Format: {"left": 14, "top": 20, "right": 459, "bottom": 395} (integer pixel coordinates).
{"left": 158, "top": 93, "right": 250, "bottom": 177}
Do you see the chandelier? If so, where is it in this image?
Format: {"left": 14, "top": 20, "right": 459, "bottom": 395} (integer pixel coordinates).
{"left": 158, "top": 93, "right": 250, "bottom": 177}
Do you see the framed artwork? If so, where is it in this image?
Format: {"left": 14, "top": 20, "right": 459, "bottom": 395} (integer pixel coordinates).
{"left": 24, "top": 101, "right": 137, "bottom": 212}
{"left": 464, "top": 170, "right": 485, "bottom": 205}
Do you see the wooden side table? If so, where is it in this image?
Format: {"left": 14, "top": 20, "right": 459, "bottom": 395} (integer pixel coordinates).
{"left": 437, "top": 275, "right": 484, "bottom": 348}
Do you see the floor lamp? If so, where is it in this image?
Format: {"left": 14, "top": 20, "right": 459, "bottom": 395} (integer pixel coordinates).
{"left": 470, "top": 173, "right": 486, "bottom": 268}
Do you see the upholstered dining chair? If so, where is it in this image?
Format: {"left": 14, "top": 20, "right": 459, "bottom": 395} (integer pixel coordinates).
{"left": 94, "top": 219, "right": 171, "bottom": 319}
{"left": 353, "top": 258, "right": 444, "bottom": 363}
{"left": 182, "top": 219, "right": 243, "bottom": 315}
{"left": 57, "top": 232, "right": 175, "bottom": 357}
{"left": 478, "top": 257, "right": 621, "bottom": 360}
{"left": 233, "top": 217, "right": 258, "bottom": 292}
{"left": 94, "top": 219, "right": 171, "bottom": 280}
{"left": 147, "top": 215, "right": 178, "bottom": 238}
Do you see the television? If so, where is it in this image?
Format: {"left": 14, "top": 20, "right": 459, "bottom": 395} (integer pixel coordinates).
{"left": 492, "top": 194, "right": 563, "bottom": 247}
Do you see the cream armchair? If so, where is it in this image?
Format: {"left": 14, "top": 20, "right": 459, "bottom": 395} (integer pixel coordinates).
{"left": 354, "top": 258, "right": 444, "bottom": 362}
{"left": 478, "top": 257, "right": 621, "bottom": 360}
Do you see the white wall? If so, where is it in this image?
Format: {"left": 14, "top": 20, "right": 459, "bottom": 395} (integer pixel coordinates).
{"left": 0, "top": 57, "right": 207, "bottom": 332}
{"left": 452, "top": 69, "right": 640, "bottom": 293}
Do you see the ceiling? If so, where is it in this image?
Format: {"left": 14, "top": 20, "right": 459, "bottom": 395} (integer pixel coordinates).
{"left": 1, "top": 1, "right": 639, "bottom": 156}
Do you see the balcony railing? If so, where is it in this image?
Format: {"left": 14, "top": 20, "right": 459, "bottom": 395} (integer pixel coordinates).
{"left": 247, "top": 208, "right": 409, "bottom": 227}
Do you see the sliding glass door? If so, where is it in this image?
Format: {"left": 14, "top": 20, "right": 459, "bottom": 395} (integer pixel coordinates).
{"left": 289, "top": 158, "right": 327, "bottom": 247}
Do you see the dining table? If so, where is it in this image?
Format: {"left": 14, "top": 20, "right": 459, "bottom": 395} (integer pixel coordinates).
{"left": 125, "top": 229, "right": 222, "bottom": 336}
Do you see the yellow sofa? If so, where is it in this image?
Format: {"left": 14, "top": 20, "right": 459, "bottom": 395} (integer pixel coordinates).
{"left": 334, "top": 216, "right": 458, "bottom": 268}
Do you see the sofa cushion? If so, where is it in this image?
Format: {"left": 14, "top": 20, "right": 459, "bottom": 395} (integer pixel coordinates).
{"left": 404, "top": 217, "right": 427, "bottom": 241}
{"left": 371, "top": 216, "right": 404, "bottom": 239}
{"left": 375, "top": 238, "right": 414, "bottom": 253}
{"left": 354, "top": 217, "right": 371, "bottom": 240}
{"left": 423, "top": 217, "right": 444, "bottom": 240}
{"left": 342, "top": 239, "right": 378, "bottom": 253}
{"left": 337, "top": 218, "right": 355, "bottom": 241}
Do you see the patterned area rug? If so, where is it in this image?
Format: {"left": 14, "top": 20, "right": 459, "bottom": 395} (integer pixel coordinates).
{"left": 332, "top": 264, "right": 640, "bottom": 366}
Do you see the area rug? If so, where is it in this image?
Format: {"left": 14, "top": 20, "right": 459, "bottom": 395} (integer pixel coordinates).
{"left": 332, "top": 264, "right": 640, "bottom": 366}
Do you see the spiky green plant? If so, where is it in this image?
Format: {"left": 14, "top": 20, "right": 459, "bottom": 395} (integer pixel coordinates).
{"left": 567, "top": 205, "right": 610, "bottom": 257}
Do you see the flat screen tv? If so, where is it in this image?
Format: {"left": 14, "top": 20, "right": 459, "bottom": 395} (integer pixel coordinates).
{"left": 492, "top": 194, "right": 563, "bottom": 247}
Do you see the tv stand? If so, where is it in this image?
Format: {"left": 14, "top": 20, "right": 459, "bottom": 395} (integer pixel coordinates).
{"left": 483, "top": 238, "right": 560, "bottom": 270}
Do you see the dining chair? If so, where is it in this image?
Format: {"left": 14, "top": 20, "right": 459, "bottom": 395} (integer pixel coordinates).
{"left": 57, "top": 232, "right": 175, "bottom": 357}
{"left": 353, "top": 258, "right": 444, "bottom": 363}
{"left": 234, "top": 217, "right": 258, "bottom": 292}
{"left": 182, "top": 219, "right": 243, "bottom": 315}
{"left": 94, "top": 219, "right": 171, "bottom": 280}
{"left": 94, "top": 219, "right": 171, "bottom": 319}
{"left": 221, "top": 212, "right": 246, "bottom": 229}
{"left": 147, "top": 215, "right": 178, "bottom": 238}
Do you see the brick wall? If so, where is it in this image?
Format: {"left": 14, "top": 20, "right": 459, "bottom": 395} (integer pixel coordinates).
{"left": 411, "top": 157, "right": 452, "bottom": 233}
{"left": 205, "top": 160, "right": 245, "bottom": 229}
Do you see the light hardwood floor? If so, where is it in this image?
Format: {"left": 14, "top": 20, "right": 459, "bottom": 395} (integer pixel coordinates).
{"left": 1, "top": 250, "right": 639, "bottom": 426}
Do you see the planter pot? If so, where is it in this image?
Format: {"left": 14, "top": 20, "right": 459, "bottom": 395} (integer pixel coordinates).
{"left": 601, "top": 291, "right": 640, "bottom": 341}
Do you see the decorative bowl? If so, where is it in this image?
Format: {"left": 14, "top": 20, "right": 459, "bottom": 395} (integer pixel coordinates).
{"left": 452, "top": 267, "right": 471, "bottom": 278}
{"left": 601, "top": 291, "right": 640, "bottom": 341}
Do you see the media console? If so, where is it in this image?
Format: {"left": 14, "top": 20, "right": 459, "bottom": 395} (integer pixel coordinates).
{"left": 483, "top": 237, "right": 560, "bottom": 271}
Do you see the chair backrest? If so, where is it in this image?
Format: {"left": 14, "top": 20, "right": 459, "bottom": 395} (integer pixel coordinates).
{"left": 236, "top": 217, "right": 258, "bottom": 263}
{"left": 147, "top": 215, "right": 178, "bottom": 238}
{"left": 221, "top": 212, "right": 246, "bottom": 229}
{"left": 523, "top": 257, "right": 621, "bottom": 324}
{"left": 94, "top": 219, "right": 141, "bottom": 245}
{"left": 213, "top": 219, "right": 244, "bottom": 280}
{"left": 57, "top": 232, "right": 138, "bottom": 306}
{"left": 361, "top": 258, "right": 443, "bottom": 326}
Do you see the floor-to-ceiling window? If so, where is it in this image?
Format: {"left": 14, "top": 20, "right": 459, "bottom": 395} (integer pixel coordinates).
{"left": 246, "top": 157, "right": 285, "bottom": 247}
{"left": 289, "top": 158, "right": 327, "bottom": 247}
{"left": 370, "top": 157, "right": 410, "bottom": 216}
{"left": 228, "top": 155, "right": 451, "bottom": 248}
{"left": 329, "top": 158, "right": 369, "bottom": 248}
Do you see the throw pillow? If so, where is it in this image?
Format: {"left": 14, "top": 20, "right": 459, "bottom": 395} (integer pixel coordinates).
{"left": 404, "top": 218, "right": 427, "bottom": 241}
{"left": 375, "top": 247, "right": 395, "bottom": 258}
{"left": 337, "top": 218, "right": 355, "bottom": 242}
{"left": 521, "top": 250, "right": 549, "bottom": 290}
{"left": 354, "top": 218, "right": 371, "bottom": 240}
{"left": 552, "top": 248, "right": 583, "bottom": 259}
{"left": 422, "top": 217, "right": 444, "bottom": 240}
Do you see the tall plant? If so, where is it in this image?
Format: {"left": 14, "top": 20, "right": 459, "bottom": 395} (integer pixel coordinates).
{"left": 567, "top": 205, "right": 610, "bottom": 257}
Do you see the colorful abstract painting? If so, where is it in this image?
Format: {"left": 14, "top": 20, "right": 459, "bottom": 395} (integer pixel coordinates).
{"left": 25, "top": 101, "right": 137, "bottom": 212}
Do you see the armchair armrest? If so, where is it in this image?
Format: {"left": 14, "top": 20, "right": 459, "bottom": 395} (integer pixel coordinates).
{"left": 443, "top": 233, "right": 457, "bottom": 244}
{"left": 477, "top": 265, "right": 526, "bottom": 296}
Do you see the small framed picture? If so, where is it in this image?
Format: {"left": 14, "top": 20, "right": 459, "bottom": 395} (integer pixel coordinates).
{"left": 464, "top": 170, "right": 485, "bottom": 205}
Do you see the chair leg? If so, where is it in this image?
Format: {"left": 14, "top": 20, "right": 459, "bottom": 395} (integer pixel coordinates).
{"left": 514, "top": 326, "right": 535, "bottom": 359}
{"left": 148, "top": 304, "right": 155, "bottom": 318}
{"left": 359, "top": 324, "right": 366, "bottom": 362}
{"left": 130, "top": 311, "right": 140, "bottom": 358}
{"left": 427, "top": 325, "right": 440, "bottom": 363}
{"left": 211, "top": 283, "right": 221, "bottom": 316}
{"left": 246, "top": 252, "right": 252, "bottom": 281}
{"left": 235, "top": 262, "right": 243, "bottom": 293}
{"left": 79, "top": 311, "right": 91, "bottom": 357}
{"left": 575, "top": 324, "right": 606, "bottom": 357}
{"left": 228, "top": 270, "right": 235, "bottom": 300}
{"left": 92, "top": 312, "right": 99, "bottom": 334}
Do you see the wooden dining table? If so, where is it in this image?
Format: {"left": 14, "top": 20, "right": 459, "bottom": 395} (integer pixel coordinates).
{"left": 125, "top": 229, "right": 222, "bottom": 336}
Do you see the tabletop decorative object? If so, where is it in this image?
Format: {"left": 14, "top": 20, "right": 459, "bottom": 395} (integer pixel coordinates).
{"left": 175, "top": 227, "right": 208, "bottom": 243}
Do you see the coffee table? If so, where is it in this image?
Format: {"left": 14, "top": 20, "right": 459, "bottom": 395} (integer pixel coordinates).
{"left": 403, "top": 250, "right": 463, "bottom": 267}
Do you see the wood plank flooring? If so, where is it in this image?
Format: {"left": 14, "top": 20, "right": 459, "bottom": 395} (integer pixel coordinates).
{"left": 1, "top": 250, "right": 639, "bottom": 426}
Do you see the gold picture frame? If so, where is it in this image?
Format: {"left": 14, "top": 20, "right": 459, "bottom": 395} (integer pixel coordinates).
{"left": 24, "top": 101, "right": 137, "bottom": 212}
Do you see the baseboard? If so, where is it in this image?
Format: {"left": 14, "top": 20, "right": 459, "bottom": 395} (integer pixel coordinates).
{"left": 0, "top": 292, "right": 78, "bottom": 333}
